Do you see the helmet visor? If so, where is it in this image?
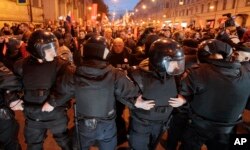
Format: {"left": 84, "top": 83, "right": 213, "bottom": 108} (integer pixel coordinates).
{"left": 42, "top": 42, "right": 57, "bottom": 61}
{"left": 163, "top": 57, "right": 185, "bottom": 75}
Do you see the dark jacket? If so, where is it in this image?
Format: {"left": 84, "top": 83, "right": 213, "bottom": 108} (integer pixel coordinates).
{"left": 49, "top": 59, "right": 139, "bottom": 119}
{"left": 128, "top": 59, "right": 177, "bottom": 121}
{"left": 180, "top": 60, "right": 250, "bottom": 129}
{"left": 13, "top": 56, "right": 72, "bottom": 121}
{"left": 0, "top": 62, "right": 21, "bottom": 106}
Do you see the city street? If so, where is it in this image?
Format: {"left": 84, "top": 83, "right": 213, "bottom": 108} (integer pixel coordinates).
{"left": 14, "top": 105, "right": 167, "bottom": 150}
{"left": 0, "top": 0, "right": 250, "bottom": 150}
{"left": 14, "top": 104, "right": 250, "bottom": 150}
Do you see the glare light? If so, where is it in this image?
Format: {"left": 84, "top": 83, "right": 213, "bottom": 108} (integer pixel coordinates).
{"left": 142, "top": 5, "right": 147, "bottom": 9}
{"left": 209, "top": 5, "right": 215, "bottom": 9}
{"left": 181, "top": 22, "right": 187, "bottom": 27}
{"left": 179, "top": 0, "right": 184, "bottom": 5}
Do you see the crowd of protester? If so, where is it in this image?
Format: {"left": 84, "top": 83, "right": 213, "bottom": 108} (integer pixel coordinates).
{"left": 0, "top": 15, "right": 250, "bottom": 150}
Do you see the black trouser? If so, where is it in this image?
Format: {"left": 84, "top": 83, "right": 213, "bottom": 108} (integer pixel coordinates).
{"left": 24, "top": 109, "right": 72, "bottom": 150}
{"left": 115, "top": 101, "right": 127, "bottom": 145}
{"left": 179, "top": 122, "right": 231, "bottom": 150}
{"left": 0, "top": 118, "right": 20, "bottom": 150}
{"left": 78, "top": 118, "right": 117, "bottom": 150}
{"left": 165, "top": 112, "right": 189, "bottom": 150}
{"left": 129, "top": 116, "right": 165, "bottom": 150}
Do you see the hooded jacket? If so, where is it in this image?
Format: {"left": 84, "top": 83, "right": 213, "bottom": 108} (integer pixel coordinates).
{"left": 49, "top": 59, "right": 139, "bottom": 119}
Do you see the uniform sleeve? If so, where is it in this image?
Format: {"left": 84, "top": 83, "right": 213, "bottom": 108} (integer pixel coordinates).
{"left": 114, "top": 69, "right": 139, "bottom": 109}
{"left": 48, "top": 64, "right": 75, "bottom": 107}
{"left": 0, "top": 62, "right": 22, "bottom": 104}
{"left": 179, "top": 69, "right": 197, "bottom": 101}
{"left": 245, "top": 97, "right": 250, "bottom": 110}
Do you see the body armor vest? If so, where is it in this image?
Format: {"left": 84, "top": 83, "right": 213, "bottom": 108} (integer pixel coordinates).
{"left": 75, "top": 69, "right": 116, "bottom": 118}
{"left": 22, "top": 58, "right": 57, "bottom": 104}
{"left": 130, "top": 69, "right": 177, "bottom": 121}
{"left": 190, "top": 64, "right": 250, "bottom": 123}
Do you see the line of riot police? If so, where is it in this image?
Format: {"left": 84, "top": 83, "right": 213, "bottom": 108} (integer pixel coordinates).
{"left": 1, "top": 19, "right": 250, "bottom": 150}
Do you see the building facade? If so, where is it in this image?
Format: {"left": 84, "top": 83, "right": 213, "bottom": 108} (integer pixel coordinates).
{"left": 134, "top": 0, "right": 250, "bottom": 28}
{"left": 134, "top": 0, "right": 168, "bottom": 26}
{"left": 0, "top": 0, "right": 43, "bottom": 26}
{"left": 0, "top": 0, "right": 93, "bottom": 26}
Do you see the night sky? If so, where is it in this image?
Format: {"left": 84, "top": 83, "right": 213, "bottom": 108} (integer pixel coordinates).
{"left": 104, "top": 0, "right": 139, "bottom": 16}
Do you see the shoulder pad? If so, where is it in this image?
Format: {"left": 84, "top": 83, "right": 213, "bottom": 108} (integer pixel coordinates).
{"left": 127, "top": 66, "right": 141, "bottom": 77}
{"left": 241, "top": 63, "right": 250, "bottom": 72}
{"left": 0, "top": 62, "right": 11, "bottom": 75}
{"left": 127, "top": 66, "right": 143, "bottom": 92}
{"left": 189, "top": 64, "right": 200, "bottom": 69}
{"left": 112, "top": 67, "right": 126, "bottom": 75}
{"left": 13, "top": 58, "right": 25, "bottom": 76}
{"left": 128, "top": 65, "right": 138, "bottom": 71}
{"left": 181, "top": 64, "right": 201, "bottom": 79}
{"left": 56, "top": 57, "right": 72, "bottom": 74}
{"left": 56, "top": 56, "right": 68, "bottom": 64}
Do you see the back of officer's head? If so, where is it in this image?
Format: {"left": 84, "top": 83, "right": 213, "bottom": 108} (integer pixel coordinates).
{"left": 149, "top": 38, "right": 185, "bottom": 75}
{"left": 197, "top": 39, "right": 233, "bottom": 63}
{"left": 83, "top": 35, "right": 110, "bottom": 61}
{"left": 144, "top": 34, "right": 160, "bottom": 57}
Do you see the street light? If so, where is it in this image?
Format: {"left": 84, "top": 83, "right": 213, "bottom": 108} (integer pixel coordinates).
{"left": 209, "top": 5, "right": 215, "bottom": 10}
{"left": 179, "top": 0, "right": 184, "bottom": 5}
{"left": 88, "top": 6, "right": 92, "bottom": 11}
{"left": 142, "top": 5, "right": 147, "bottom": 10}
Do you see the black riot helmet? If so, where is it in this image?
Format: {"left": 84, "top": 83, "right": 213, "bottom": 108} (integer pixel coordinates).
{"left": 27, "top": 30, "right": 58, "bottom": 60}
{"left": 83, "top": 35, "right": 110, "bottom": 60}
{"left": 197, "top": 39, "right": 233, "bottom": 63}
{"left": 144, "top": 34, "right": 160, "bottom": 57}
{"left": 149, "top": 38, "right": 185, "bottom": 75}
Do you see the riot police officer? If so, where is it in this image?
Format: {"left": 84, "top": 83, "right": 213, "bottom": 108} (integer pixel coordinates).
{"left": 41, "top": 35, "right": 155, "bottom": 150}
{"left": 178, "top": 39, "right": 250, "bottom": 150}
{"left": 0, "top": 61, "right": 21, "bottom": 150}
{"left": 13, "top": 30, "right": 72, "bottom": 150}
{"left": 128, "top": 38, "right": 186, "bottom": 150}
